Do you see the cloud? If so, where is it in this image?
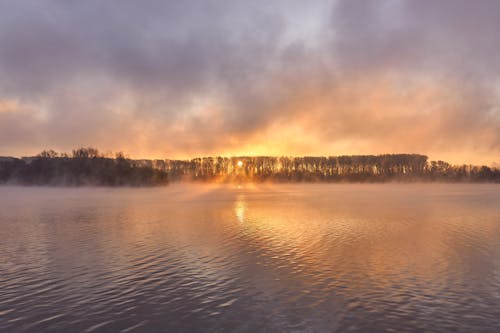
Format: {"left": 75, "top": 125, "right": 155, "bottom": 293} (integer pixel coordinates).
{"left": 0, "top": 0, "right": 499, "bottom": 165}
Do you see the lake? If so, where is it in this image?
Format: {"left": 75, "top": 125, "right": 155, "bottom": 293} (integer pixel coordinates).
{"left": 1, "top": 184, "right": 500, "bottom": 332}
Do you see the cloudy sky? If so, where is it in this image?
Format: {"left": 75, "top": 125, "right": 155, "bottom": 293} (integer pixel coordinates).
{"left": 0, "top": 0, "right": 499, "bottom": 164}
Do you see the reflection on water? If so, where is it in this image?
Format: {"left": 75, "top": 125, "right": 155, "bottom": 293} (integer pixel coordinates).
{"left": 234, "top": 195, "right": 246, "bottom": 223}
{"left": 1, "top": 184, "right": 500, "bottom": 332}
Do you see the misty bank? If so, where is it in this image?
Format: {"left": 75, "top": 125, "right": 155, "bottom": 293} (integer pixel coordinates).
{"left": 1, "top": 148, "right": 499, "bottom": 186}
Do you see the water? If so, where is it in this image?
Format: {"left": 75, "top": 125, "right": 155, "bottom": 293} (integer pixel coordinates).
{"left": 1, "top": 184, "right": 500, "bottom": 332}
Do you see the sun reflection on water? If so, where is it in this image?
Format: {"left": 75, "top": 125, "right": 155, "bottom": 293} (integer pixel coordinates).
{"left": 1, "top": 185, "right": 500, "bottom": 332}
{"left": 234, "top": 195, "right": 246, "bottom": 223}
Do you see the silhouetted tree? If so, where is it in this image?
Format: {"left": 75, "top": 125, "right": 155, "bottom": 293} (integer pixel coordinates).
{"left": 1, "top": 150, "right": 499, "bottom": 185}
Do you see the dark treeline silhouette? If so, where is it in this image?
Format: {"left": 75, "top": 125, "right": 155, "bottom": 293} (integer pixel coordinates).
{"left": 162, "top": 154, "right": 499, "bottom": 183}
{"left": 0, "top": 148, "right": 168, "bottom": 186}
{"left": 0, "top": 149, "right": 499, "bottom": 185}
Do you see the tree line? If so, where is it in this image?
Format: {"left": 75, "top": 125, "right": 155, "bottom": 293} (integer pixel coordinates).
{"left": 163, "top": 154, "right": 499, "bottom": 182}
{"left": 0, "top": 149, "right": 498, "bottom": 185}
{"left": 0, "top": 148, "right": 168, "bottom": 186}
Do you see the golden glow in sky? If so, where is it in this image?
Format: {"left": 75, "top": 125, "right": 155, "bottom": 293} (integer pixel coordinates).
{"left": 0, "top": 1, "right": 499, "bottom": 167}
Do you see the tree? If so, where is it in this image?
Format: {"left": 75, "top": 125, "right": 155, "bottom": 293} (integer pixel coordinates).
{"left": 72, "top": 147, "right": 100, "bottom": 159}
{"left": 38, "top": 149, "right": 59, "bottom": 158}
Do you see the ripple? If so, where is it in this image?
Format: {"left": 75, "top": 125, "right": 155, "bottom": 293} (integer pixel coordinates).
{"left": 0, "top": 184, "right": 499, "bottom": 332}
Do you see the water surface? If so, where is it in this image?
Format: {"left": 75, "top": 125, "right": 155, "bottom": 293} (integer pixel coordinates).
{"left": 1, "top": 184, "right": 500, "bottom": 332}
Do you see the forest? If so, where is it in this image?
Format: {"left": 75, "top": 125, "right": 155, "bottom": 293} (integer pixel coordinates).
{"left": 0, "top": 148, "right": 168, "bottom": 186}
{"left": 0, "top": 148, "right": 499, "bottom": 185}
{"left": 163, "top": 154, "right": 499, "bottom": 182}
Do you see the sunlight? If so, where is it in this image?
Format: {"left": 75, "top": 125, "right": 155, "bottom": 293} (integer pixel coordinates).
{"left": 234, "top": 195, "right": 246, "bottom": 223}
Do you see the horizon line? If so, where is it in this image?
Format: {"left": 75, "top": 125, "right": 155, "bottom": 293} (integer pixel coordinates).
{"left": 1, "top": 148, "right": 497, "bottom": 168}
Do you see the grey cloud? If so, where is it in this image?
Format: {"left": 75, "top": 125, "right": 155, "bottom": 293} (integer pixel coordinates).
{"left": 0, "top": 0, "right": 499, "bottom": 164}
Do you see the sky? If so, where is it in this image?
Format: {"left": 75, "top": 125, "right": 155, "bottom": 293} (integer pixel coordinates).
{"left": 0, "top": 0, "right": 499, "bottom": 165}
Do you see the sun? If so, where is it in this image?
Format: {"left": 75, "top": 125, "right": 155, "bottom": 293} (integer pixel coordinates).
{"left": 237, "top": 160, "right": 243, "bottom": 167}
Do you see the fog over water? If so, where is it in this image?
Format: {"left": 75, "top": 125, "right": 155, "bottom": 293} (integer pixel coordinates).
{"left": 1, "top": 184, "right": 500, "bottom": 332}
